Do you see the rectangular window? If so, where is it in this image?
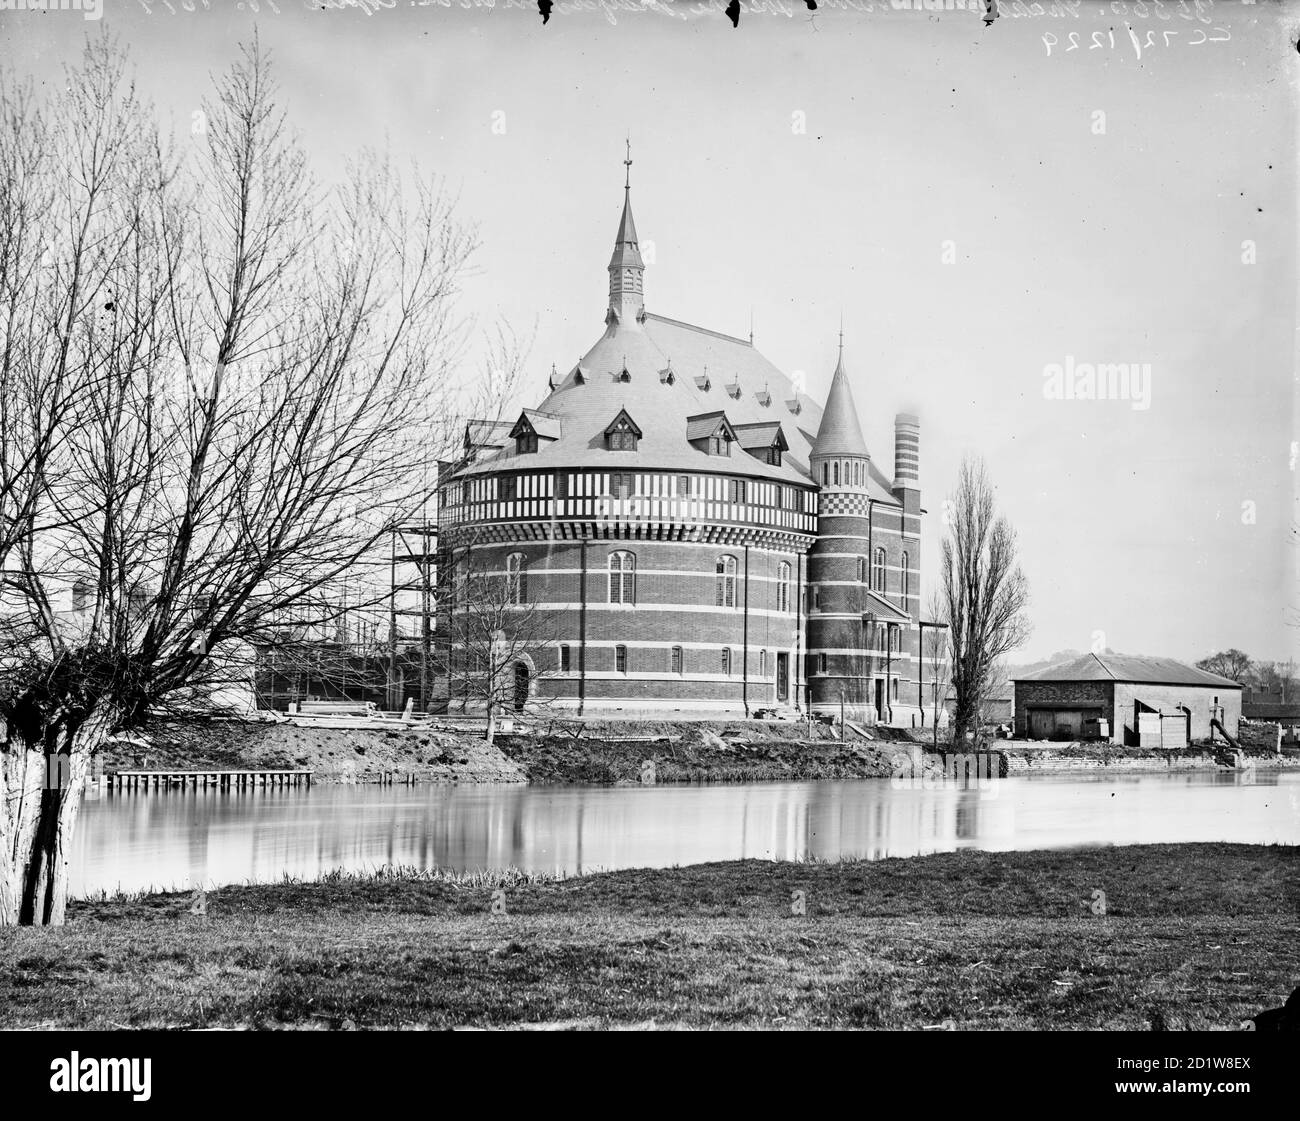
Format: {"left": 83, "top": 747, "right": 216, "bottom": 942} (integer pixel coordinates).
{"left": 560, "top": 645, "right": 571, "bottom": 672}
{"left": 556, "top": 473, "right": 569, "bottom": 499}
{"left": 611, "top": 473, "right": 631, "bottom": 499}
{"left": 721, "top": 648, "right": 732, "bottom": 676}
{"left": 819, "top": 653, "right": 828, "bottom": 675}
{"left": 615, "top": 645, "right": 628, "bottom": 674}
{"left": 760, "top": 650, "right": 767, "bottom": 676}
{"left": 678, "top": 475, "right": 691, "bottom": 497}
{"left": 500, "top": 475, "right": 517, "bottom": 501}
{"left": 671, "top": 646, "right": 683, "bottom": 675}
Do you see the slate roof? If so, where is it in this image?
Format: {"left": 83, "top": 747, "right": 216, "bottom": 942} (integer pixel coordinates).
{"left": 453, "top": 184, "right": 900, "bottom": 502}
{"left": 811, "top": 351, "right": 870, "bottom": 460}
{"left": 862, "top": 590, "right": 911, "bottom": 624}
{"left": 1014, "top": 653, "right": 1244, "bottom": 688}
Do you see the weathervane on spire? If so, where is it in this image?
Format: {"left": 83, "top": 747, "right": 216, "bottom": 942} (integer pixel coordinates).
{"left": 624, "top": 137, "right": 632, "bottom": 190}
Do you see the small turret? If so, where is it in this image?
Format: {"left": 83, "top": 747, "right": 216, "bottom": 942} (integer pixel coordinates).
{"left": 809, "top": 337, "right": 870, "bottom": 492}
{"left": 606, "top": 140, "right": 645, "bottom": 328}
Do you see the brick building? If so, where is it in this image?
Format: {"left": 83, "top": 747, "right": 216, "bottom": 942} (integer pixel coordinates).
{"left": 434, "top": 162, "right": 926, "bottom": 722}
{"left": 1013, "top": 653, "right": 1242, "bottom": 746}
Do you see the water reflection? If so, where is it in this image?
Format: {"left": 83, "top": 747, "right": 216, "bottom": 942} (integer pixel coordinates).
{"left": 70, "top": 771, "right": 1300, "bottom": 897}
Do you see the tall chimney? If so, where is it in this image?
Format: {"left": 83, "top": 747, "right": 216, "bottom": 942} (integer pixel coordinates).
{"left": 892, "top": 413, "right": 920, "bottom": 494}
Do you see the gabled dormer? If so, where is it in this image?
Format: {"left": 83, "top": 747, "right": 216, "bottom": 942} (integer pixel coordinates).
{"left": 463, "top": 419, "right": 513, "bottom": 462}
{"left": 733, "top": 421, "right": 788, "bottom": 468}
{"left": 686, "top": 411, "right": 736, "bottom": 457}
{"left": 509, "top": 409, "right": 561, "bottom": 455}
{"left": 604, "top": 408, "right": 642, "bottom": 452}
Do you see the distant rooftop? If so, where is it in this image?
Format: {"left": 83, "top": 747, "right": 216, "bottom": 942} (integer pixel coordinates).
{"left": 1014, "top": 653, "right": 1243, "bottom": 689}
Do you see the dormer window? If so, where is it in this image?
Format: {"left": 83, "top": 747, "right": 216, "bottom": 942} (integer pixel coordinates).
{"left": 732, "top": 421, "right": 788, "bottom": 468}
{"left": 755, "top": 389, "right": 771, "bottom": 407}
{"left": 617, "top": 366, "right": 631, "bottom": 383}
{"left": 687, "top": 411, "right": 737, "bottom": 457}
{"left": 695, "top": 374, "right": 711, "bottom": 392}
{"left": 508, "top": 410, "right": 559, "bottom": 456}
{"left": 604, "top": 408, "right": 642, "bottom": 452}
{"left": 725, "top": 381, "right": 742, "bottom": 400}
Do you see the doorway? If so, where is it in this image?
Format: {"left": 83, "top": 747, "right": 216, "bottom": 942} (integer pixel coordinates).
{"left": 874, "top": 678, "right": 885, "bottom": 721}
{"left": 776, "top": 652, "right": 789, "bottom": 703}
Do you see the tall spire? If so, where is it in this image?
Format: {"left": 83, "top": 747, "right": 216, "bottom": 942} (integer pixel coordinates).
{"left": 607, "top": 140, "right": 645, "bottom": 328}
{"left": 811, "top": 338, "right": 870, "bottom": 462}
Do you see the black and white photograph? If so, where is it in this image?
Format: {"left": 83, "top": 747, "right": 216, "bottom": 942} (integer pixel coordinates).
{"left": 0, "top": 0, "right": 1296, "bottom": 1094}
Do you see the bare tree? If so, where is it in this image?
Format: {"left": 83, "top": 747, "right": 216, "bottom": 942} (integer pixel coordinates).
{"left": 922, "top": 588, "right": 952, "bottom": 747}
{"left": 1196, "top": 648, "right": 1253, "bottom": 684}
{"left": 939, "top": 456, "right": 1031, "bottom": 748}
{"left": 437, "top": 533, "right": 560, "bottom": 745}
{"left": 0, "top": 38, "right": 482, "bottom": 926}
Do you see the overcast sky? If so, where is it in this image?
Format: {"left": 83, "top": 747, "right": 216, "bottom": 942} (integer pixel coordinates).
{"left": 3, "top": 3, "right": 1295, "bottom": 665}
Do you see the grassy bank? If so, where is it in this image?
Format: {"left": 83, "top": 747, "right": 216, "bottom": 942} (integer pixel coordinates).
{"left": 2, "top": 844, "right": 1295, "bottom": 1030}
{"left": 100, "top": 719, "right": 526, "bottom": 784}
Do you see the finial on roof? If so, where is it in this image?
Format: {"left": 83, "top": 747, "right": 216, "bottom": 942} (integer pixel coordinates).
{"left": 548, "top": 362, "right": 558, "bottom": 391}
{"left": 607, "top": 141, "right": 645, "bottom": 327}
{"left": 749, "top": 307, "right": 754, "bottom": 345}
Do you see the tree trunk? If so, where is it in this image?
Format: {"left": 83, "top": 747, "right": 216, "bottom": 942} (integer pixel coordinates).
{"left": 0, "top": 738, "right": 46, "bottom": 925}
{"left": 1, "top": 707, "right": 115, "bottom": 927}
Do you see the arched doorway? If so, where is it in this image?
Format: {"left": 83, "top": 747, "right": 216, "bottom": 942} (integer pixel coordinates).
{"left": 513, "top": 662, "right": 530, "bottom": 712}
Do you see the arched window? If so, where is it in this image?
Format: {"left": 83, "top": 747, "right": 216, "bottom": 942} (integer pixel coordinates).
{"left": 615, "top": 645, "right": 628, "bottom": 673}
{"left": 900, "top": 552, "right": 910, "bottom": 604}
{"left": 777, "top": 562, "right": 791, "bottom": 612}
{"left": 721, "top": 648, "right": 732, "bottom": 675}
{"left": 609, "top": 551, "right": 635, "bottom": 604}
{"left": 506, "top": 552, "right": 528, "bottom": 605}
{"left": 716, "top": 555, "right": 738, "bottom": 608}
{"left": 760, "top": 650, "right": 768, "bottom": 676}
{"left": 822, "top": 463, "right": 829, "bottom": 485}
{"left": 857, "top": 556, "right": 867, "bottom": 584}
{"left": 833, "top": 462, "right": 840, "bottom": 486}
{"left": 872, "top": 547, "right": 886, "bottom": 592}
{"left": 671, "top": 646, "right": 684, "bottom": 675}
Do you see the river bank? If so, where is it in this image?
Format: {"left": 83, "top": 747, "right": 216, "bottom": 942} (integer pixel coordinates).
{"left": 3, "top": 843, "right": 1295, "bottom": 1030}
{"left": 99, "top": 717, "right": 1299, "bottom": 785}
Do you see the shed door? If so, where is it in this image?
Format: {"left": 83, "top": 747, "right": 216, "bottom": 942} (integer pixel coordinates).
{"left": 1029, "top": 709, "right": 1056, "bottom": 739}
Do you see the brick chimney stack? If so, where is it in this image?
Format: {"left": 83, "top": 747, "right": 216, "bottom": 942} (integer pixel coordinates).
{"left": 892, "top": 413, "right": 920, "bottom": 511}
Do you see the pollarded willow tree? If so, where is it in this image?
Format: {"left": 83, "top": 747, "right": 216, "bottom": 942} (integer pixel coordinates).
{"left": 939, "top": 455, "right": 1031, "bottom": 748}
{"left": 0, "top": 36, "right": 492, "bottom": 926}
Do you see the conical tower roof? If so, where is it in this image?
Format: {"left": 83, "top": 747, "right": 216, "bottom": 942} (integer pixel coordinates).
{"left": 810, "top": 346, "right": 869, "bottom": 459}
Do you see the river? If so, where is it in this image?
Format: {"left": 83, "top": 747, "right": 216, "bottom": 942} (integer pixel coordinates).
{"left": 66, "top": 770, "right": 1300, "bottom": 897}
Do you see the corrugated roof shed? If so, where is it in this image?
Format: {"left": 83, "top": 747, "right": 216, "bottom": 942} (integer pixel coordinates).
{"left": 1014, "top": 653, "right": 1243, "bottom": 688}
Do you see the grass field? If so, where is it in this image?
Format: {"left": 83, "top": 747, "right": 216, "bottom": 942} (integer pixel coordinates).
{"left": 1, "top": 844, "right": 1295, "bottom": 1030}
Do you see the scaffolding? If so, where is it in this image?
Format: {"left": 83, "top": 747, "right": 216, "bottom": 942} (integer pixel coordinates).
{"left": 387, "top": 518, "right": 438, "bottom": 711}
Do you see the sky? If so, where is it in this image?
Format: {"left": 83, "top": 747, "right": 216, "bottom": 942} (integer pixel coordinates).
{"left": 2, "top": 0, "right": 1297, "bottom": 665}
